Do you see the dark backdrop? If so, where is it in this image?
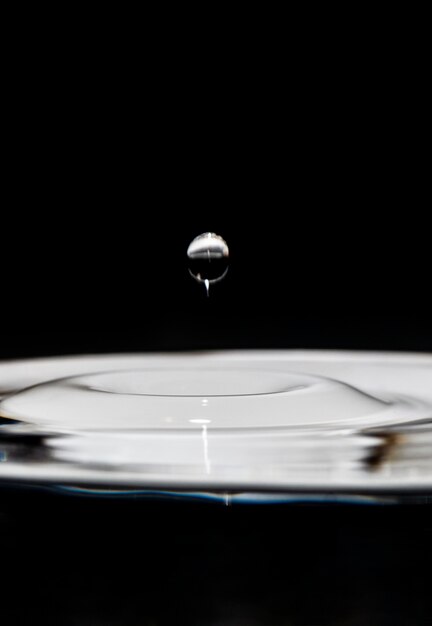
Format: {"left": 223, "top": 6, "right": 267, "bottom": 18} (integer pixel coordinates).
{"left": 2, "top": 19, "right": 429, "bottom": 360}
{"left": 1, "top": 157, "right": 430, "bottom": 359}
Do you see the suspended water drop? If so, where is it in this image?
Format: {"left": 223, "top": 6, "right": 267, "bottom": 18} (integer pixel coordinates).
{"left": 187, "top": 232, "right": 229, "bottom": 296}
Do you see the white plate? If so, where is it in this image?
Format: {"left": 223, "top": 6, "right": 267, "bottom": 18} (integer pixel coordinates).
{"left": 1, "top": 350, "right": 432, "bottom": 493}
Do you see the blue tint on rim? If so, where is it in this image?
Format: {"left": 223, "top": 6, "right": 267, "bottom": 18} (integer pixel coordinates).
{"left": 50, "top": 485, "right": 400, "bottom": 505}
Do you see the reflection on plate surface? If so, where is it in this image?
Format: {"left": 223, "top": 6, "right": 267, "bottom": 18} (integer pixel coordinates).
{"left": 1, "top": 350, "right": 432, "bottom": 495}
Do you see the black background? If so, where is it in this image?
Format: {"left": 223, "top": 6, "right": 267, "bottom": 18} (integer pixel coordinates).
{"left": 1, "top": 15, "right": 431, "bottom": 626}
{"left": 1, "top": 15, "right": 430, "bottom": 359}
{"left": 1, "top": 489, "right": 431, "bottom": 626}
{"left": 1, "top": 158, "right": 430, "bottom": 359}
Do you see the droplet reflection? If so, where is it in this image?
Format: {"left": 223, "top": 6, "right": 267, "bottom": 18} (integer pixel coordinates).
{"left": 187, "top": 232, "right": 229, "bottom": 296}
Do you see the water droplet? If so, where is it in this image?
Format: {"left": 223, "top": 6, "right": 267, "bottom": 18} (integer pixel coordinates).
{"left": 187, "top": 232, "right": 229, "bottom": 296}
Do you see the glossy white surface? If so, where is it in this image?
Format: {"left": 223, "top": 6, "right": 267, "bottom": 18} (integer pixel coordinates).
{"left": 0, "top": 368, "right": 391, "bottom": 430}
{"left": 0, "top": 351, "right": 432, "bottom": 492}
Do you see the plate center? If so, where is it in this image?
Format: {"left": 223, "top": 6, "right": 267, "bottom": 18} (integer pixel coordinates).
{"left": 0, "top": 367, "right": 388, "bottom": 430}
{"left": 85, "top": 369, "right": 305, "bottom": 397}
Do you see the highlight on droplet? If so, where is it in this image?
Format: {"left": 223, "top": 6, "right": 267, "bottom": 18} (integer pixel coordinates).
{"left": 187, "top": 232, "right": 229, "bottom": 296}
